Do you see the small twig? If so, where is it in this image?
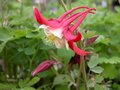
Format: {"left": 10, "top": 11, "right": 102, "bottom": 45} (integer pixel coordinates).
{"left": 58, "top": 0, "right": 68, "bottom": 12}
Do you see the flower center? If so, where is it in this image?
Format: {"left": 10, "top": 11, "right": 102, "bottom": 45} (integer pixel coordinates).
{"left": 45, "top": 33, "right": 66, "bottom": 48}
{"left": 46, "top": 34, "right": 57, "bottom": 43}
{"left": 39, "top": 25, "right": 67, "bottom": 48}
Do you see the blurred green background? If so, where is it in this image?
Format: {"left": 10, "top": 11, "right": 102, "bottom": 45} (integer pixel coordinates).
{"left": 0, "top": 0, "right": 120, "bottom": 90}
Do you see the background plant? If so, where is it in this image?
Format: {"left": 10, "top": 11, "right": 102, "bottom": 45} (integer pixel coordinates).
{"left": 0, "top": 0, "right": 120, "bottom": 90}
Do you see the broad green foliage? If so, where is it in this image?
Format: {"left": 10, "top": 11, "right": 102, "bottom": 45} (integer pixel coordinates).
{"left": 0, "top": 77, "right": 39, "bottom": 90}
{"left": 87, "top": 54, "right": 99, "bottom": 68}
{"left": 57, "top": 48, "right": 74, "bottom": 62}
{"left": 19, "top": 77, "right": 40, "bottom": 88}
{"left": 102, "top": 64, "right": 118, "bottom": 79}
{"left": 0, "top": 0, "right": 120, "bottom": 90}
{"left": 53, "top": 74, "right": 70, "bottom": 86}
{"left": 90, "top": 66, "right": 104, "bottom": 74}
{"left": 98, "top": 57, "right": 120, "bottom": 64}
{"left": 95, "top": 75, "right": 104, "bottom": 83}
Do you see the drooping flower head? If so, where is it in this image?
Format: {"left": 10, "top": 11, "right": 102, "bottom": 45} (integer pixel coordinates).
{"left": 33, "top": 6, "right": 96, "bottom": 56}
{"left": 31, "top": 60, "right": 59, "bottom": 76}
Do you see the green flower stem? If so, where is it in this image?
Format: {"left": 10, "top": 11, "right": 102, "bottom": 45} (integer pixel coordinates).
{"left": 58, "top": 0, "right": 68, "bottom": 12}
{"left": 81, "top": 56, "right": 88, "bottom": 90}
{"left": 3, "top": 46, "right": 9, "bottom": 81}
{"left": 76, "top": 61, "right": 82, "bottom": 90}
{"left": 1, "top": 0, "right": 4, "bottom": 27}
{"left": 76, "top": 56, "right": 88, "bottom": 90}
{"left": 76, "top": 41, "right": 88, "bottom": 90}
{"left": 29, "top": 41, "right": 40, "bottom": 71}
{"left": 80, "top": 41, "right": 88, "bottom": 90}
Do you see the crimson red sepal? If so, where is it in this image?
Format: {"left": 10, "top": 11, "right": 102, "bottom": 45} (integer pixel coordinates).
{"left": 33, "top": 6, "right": 49, "bottom": 25}
{"left": 31, "top": 60, "right": 57, "bottom": 76}
{"left": 68, "top": 41, "right": 90, "bottom": 56}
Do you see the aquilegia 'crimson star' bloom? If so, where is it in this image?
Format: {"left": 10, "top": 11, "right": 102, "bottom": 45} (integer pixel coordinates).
{"left": 32, "top": 60, "right": 58, "bottom": 76}
{"left": 85, "top": 36, "right": 98, "bottom": 46}
{"left": 34, "top": 6, "right": 95, "bottom": 56}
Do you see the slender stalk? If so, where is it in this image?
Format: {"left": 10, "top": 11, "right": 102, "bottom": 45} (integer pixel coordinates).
{"left": 76, "top": 43, "right": 83, "bottom": 90}
{"left": 58, "top": 0, "right": 68, "bottom": 12}
{"left": 29, "top": 40, "right": 40, "bottom": 72}
{"left": 3, "top": 46, "right": 8, "bottom": 82}
{"left": 1, "top": 0, "right": 4, "bottom": 27}
{"left": 76, "top": 56, "right": 88, "bottom": 90}
{"left": 81, "top": 40, "right": 88, "bottom": 90}
{"left": 81, "top": 56, "right": 88, "bottom": 90}
{"left": 76, "top": 40, "right": 89, "bottom": 90}
{"left": 76, "top": 61, "right": 82, "bottom": 90}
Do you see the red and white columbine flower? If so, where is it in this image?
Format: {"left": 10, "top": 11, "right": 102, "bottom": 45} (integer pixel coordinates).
{"left": 34, "top": 6, "right": 95, "bottom": 56}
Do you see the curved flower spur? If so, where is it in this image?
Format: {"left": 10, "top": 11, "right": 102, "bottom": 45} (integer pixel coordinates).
{"left": 34, "top": 6, "right": 96, "bottom": 56}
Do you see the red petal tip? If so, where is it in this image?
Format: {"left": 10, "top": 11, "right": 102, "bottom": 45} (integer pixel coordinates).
{"left": 33, "top": 7, "right": 49, "bottom": 25}
{"left": 68, "top": 41, "right": 90, "bottom": 56}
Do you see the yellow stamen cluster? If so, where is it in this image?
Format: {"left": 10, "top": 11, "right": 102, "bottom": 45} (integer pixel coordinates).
{"left": 44, "top": 34, "right": 65, "bottom": 48}
{"left": 47, "top": 34, "right": 57, "bottom": 43}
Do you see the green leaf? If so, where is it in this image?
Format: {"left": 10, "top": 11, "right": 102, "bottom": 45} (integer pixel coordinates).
{"left": 90, "top": 66, "right": 104, "bottom": 74}
{"left": 57, "top": 48, "right": 74, "bottom": 62}
{"left": 0, "top": 30, "right": 13, "bottom": 41}
{"left": 98, "top": 57, "right": 120, "bottom": 64}
{"left": 20, "top": 87, "right": 35, "bottom": 90}
{"left": 0, "top": 42, "right": 6, "bottom": 53}
{"left": 83, "top": 31, "right": 96, "bottom": 39}
{"left": 95, "top": 35, "right": 110, "bottom": 45}
{"left": 18, "top": 78, "right": 30, "bottom": 88}
{"left": 24, "top": 47, "right": 36, "bottom": 55}
{"left": 11, "top": 30, "right": 27, "bottom": 39}
{"left": 55, "top": 85, "right": 70, "bottom": 90}
{"left": 95, "top": 84, "right": 104, "bottom": 90}
{"left": 87, "top": 54, "right": 99, "bottom": 68}
{"left": 53, "top": 74, "right": 69, "bottom": 86}
{"left": 36, "top": 87, "right": 42, "bottom": 90}
{"left": 26, "top": 77, "right": 40, "bottom": 86}
{"left": 26, "top": 29, "right": 44, "bottom": 39}
{"left": 112, "top": 83, "right": 120, "bottom": 90}
{"left": 19, "top": 77, "right": 40, "bottom": 88}
{"left": 39, "top": 40, "right": 53, "bottom": 50}
{"left": 37, "top": 69, "right": 55, "bottom": 78}
{"left": 87, "top": 80, "right": 94, "bottom": 88}
{"left": 102, "top": 64, "right": 117, "bottom": 79}
{"left": 95, "top": 75, "right": 104, "bottom": 83}
{"left": 0, "top": 83, "right": 16, "bottom": 90}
